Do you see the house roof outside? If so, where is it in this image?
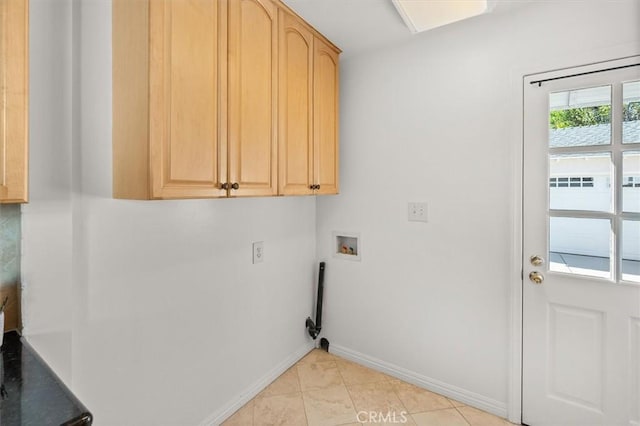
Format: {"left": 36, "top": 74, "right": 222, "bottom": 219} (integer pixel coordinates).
{"left": 550, "top": 120, "right": 640, "bottom": 147}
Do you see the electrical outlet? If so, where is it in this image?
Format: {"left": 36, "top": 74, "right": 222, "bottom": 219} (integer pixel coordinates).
{"left": 408, "top": 202, "right": 428, "bottom": 222}
{"left": 252, "top": 241, "right": 264, "bottom": 264}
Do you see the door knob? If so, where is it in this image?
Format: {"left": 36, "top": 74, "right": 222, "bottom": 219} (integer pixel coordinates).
{"left": 221, "top": 182, "right": 230, "bottom": 190}
{"left": 231, "top": 182, "right": 239, "bottom": 190}
{"left": 530, "top": 255, "right": 544, "bottom": 266}
{"left": 529, "top": 271, "right": 544, "bottom": 284}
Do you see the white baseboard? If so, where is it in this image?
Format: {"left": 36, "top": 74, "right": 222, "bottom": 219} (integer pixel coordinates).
{"left": 198, "top": 341, "right": 315, "bottom": 426}
{"left": 330, "top": 344, "right": 508, "bottom": 419}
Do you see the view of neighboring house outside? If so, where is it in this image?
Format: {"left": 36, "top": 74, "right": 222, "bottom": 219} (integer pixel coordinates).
{"left": 547, "top": 81, "right": 639, "bottom": 281}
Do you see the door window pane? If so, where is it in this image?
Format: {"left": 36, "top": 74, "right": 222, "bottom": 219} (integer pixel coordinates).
{"left": 623, "top": 151, "right": 640, "bottom": 213}
{"left": 623, "top": 81, "right": 640, "bottom": 144}
{"left": 549, "top": 86, "right": 611, "bottom": 148}
{"left": 622, "top": 220, "right": 640, "bottom": 283}
{"left": 549, "top": 217, "right": 612, "bottom": 279}
{"left": 549, "top": 153, "right": 612, "bottom": 212}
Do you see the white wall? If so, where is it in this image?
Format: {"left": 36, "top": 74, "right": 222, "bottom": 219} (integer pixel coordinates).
{"left": 22, "top": 0, "right": 74, "bottom": 384}
{"left": 21, "top": 0, "right": 640, "bottom": 424}
{"left": 316, "top": 0, "right": 640, "bottom": 417}
{"left": 24, "top": 1, "right": 317, "bottom": 424}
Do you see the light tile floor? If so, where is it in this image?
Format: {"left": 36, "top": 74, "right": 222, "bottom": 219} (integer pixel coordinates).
{"left": 222, "top": 349, "right": 515, "bottom": 426}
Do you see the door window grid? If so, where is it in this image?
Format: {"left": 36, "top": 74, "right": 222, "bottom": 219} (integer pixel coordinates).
{"left": 548, "top": 81, "right": 640, "bottom": 283}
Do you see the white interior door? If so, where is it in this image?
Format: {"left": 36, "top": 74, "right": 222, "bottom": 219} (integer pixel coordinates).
{"left": 523, "top": 58, "right": 640, "bottom": 426}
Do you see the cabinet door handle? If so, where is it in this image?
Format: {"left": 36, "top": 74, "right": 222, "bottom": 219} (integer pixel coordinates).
{"left": 309, "top": 185, "right": 315, "bottom": 190}
{"left": 316, "top": 184, "right": 321, "bottom": 190}
{"left": 221, "top": 182, "right": 230, "bottom": 190}
{"left": 231, "top": 182, "right": 240, "bottom": 190}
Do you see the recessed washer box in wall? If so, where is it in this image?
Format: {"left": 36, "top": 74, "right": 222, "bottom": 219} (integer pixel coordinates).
{"left": 333, "top": 232, "right": 361, "bottom": 261}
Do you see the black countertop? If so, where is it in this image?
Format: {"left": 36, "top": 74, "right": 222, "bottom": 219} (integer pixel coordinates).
{"left": 1, "top": 331, "right": 92, "bottom": 426}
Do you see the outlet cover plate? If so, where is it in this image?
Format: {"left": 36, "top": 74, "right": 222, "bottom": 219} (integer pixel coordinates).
{"left": 408, "top": 202, "right": 428, "bottom": 222}
{"left": 252, "top": 241, "right": 264, "bottom": 264}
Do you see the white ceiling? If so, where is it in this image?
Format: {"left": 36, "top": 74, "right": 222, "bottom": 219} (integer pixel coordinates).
{"left": 282, "top": 0, "right": 534, "bottom": 57}
{"left": 283, "top": 0, "right": 412, "bottom": 55}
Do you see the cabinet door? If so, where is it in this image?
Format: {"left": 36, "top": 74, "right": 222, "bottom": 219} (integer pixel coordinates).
{"left": 0, "top": 0, "right": 28, "bottom": 203}
{"left": 228, "top": 0, "right": 277, "bottom": 197}
{"left": 313, "top": 37, "right": 339, "bottom": 195}
{"left": 278, "top": 11, "right": 314, "bottom": 196}
{"left": 149, "top": 0, "right": 226, "bottom": 199}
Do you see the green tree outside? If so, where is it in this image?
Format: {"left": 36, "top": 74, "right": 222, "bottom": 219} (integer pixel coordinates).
{"left": 550, "top": 102, "right": 640, "bottom": 129}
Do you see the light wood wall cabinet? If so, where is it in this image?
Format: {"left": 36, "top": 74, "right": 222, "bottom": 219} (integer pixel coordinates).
{"left": 228, "top": 0, "right": 278, "bottom": 197}
{"left": 114, "top": 0, "right": 227, "bottom": 199}
{"left": 277, "top": 11, "right": 313, "bottom": 196}
{"left": 0, "top": 0, "right": 28, "bottom": 204}
{"left": 278, "top": 10, "right": 339, "bottom": 196}
{"left": 113, "top": 0, "right": 339, "bottom": 200}
{"left": 312, "top": 37, "right": 340, "bottom": 195}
